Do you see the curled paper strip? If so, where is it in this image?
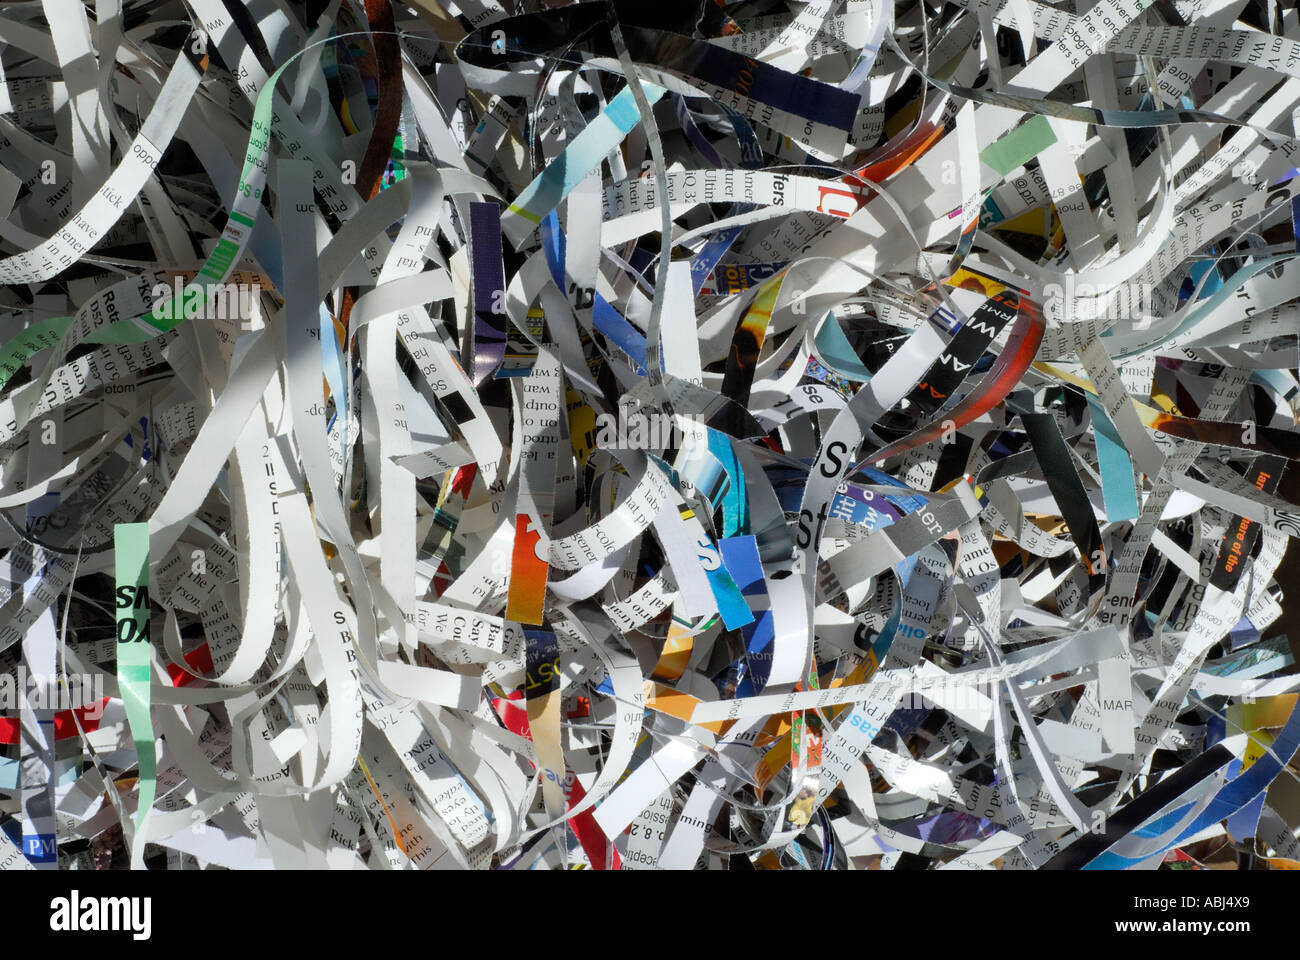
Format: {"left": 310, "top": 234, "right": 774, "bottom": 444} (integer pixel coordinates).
{"left": 0, "top": 0, "right": 1299, "bottom": 872}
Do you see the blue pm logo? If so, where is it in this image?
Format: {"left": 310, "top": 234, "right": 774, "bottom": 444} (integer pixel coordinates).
{"left": 24, "top": 834, "right": 56, "bottom": 862}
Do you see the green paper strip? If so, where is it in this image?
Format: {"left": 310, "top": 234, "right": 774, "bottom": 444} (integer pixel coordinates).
{"left": 71, "top": 35, "right": 367, "bottom": 348}
{"left": 0, "top": 31, "right": 383, "bottom": 387}
{"left": 114, "top": 522, "right": 155, "bottom": 867}
{"left": 980, "top": 114, "right": 1056, "bottom": 177}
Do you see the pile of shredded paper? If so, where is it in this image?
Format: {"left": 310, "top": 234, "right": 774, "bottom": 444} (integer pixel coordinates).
{"left": 2, "top": 0, "right": 1300, "bottom": 871}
